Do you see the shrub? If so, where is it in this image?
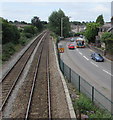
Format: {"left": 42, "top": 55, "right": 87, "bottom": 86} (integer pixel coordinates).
{"left": 73, "top": 93, "right": 112, "bottom": 119}
{"left": 19, "top": 36, "right": 28, "bottom": 46}
{"left": 24, "top": 33, "right": 33, "bottom": 38}
{"left": 2, "top": 19, "right": 20, "bottom": 44}
{"left": 2, "top": 42, "right": 16, "bottom": 61}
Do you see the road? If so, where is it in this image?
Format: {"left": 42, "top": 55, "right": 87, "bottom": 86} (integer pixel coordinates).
{"left": 60, "top": 37, "right": 112, "bottom": 101}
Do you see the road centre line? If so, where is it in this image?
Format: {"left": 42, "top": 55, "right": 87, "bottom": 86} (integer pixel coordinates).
{"left": 76, "top": 48, "right": 112, "bottom": 76}
{"left": 102, "top": 69, "right": 112, "bottom": 76}
{"left": 79, "top": 52, "right": 83, "bottom": 55}
{"left": 89, "top": 49, "right": 93, "bottom": 52}
{"left": 76, "top": 49, "right": 78, "bottom": 51}
{"left": 83, "top": 56, "right": 89, "bottom": 61}
{"left": 90, "top": 61, "right": 99, "bottom": 67}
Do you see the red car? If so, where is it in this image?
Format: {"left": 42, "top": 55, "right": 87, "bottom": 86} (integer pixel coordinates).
{"left": 68, "top": 44, "right": 75, "bottom": 49}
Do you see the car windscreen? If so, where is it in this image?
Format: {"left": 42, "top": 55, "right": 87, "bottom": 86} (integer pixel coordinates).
{"left": 69, "top": 44, "right": 74, "bottom": 46}
{"left": 95, "top": 54, "right": 102, "bottom": 57}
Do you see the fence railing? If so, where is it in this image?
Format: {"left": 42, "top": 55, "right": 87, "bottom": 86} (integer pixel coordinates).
{"left": 58, "top": 54, "right": 113, "bottom": 114}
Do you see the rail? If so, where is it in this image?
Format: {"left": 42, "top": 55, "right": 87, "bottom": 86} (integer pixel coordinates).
{"left": 1, "top": 31, "right": 47, "bottom": 111}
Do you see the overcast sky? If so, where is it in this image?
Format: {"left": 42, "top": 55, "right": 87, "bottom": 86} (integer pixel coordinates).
{"left": 0, "top": 1, "right": 112, "bottom": 23}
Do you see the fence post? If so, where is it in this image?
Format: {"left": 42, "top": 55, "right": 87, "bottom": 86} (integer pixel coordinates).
{"left": 58, "top": 53, "right": 60, "bottom": 67}
{"left": 92, "top": 86, "right": 94, "bottom": 103}
{"left": 62, "top": 62, "right": 64, "bottom": 75}
{"left": 69, "top": 67, "right": 71, "bottom": 83}
{"left": 79, "top": 76, "right": 80, "bottom": 93}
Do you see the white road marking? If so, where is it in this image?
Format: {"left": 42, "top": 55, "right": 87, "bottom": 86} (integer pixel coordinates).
{"left": 83, "top": 56, "right": 89, "bottom": 61}
{"left": 75, "top": 48, "right": 113, "bottom": 76}
{"left": 89, "top": 49, "right": 93, "bottom": 52}
{"left": 76, "top": 49, "right": 78, "bottom": 51}
{"left": 79, "top": 52, "right": 83, "bottom": 55}
{"left": 90, "top": 61, "right": 99, "bottom": 67}
{"left": 102, "top": 69, "right": 112, "bottom": 76}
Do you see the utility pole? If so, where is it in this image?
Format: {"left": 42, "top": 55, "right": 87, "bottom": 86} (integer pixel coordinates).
{"left": 61, "top": 17, "right": 63, "bottom": 37}
{"left": 61, "top": 16, "right": 71, "bottom": 38}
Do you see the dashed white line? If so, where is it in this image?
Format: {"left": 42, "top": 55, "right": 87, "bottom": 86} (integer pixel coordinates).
{"left": 90, "top": 61, "right": 99, "bottom": 67}
{"left": 83, "top": 56, "right": 89, "bottom": 61}
{"left": 102, "top": 69, "right": 112, "bottom": 76}
{"left": 76, "top": 49, "right": 113, "bottom": 76}
{"left": 89, "top": 49, "right": 93, "bottom": 52}
{"left": 79, "top": 52, "right": 83, "bottom": 55}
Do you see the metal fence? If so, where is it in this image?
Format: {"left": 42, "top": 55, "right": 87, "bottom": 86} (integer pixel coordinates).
{"left": 59, "top": 57, "right": 113, "bottom": 114}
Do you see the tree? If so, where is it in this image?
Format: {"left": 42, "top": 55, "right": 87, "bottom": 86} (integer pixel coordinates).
{"left": 100, "top": 32, "right": 113, "bottom": 54}
{"left": 23, "top": 25, "right": 38, "bottom": 38}
{"left": 2, "top": 19, "right": 20, "bottom": 44}
{"left": 48, "top": 9, "right": 71, "bottom": 37}
{"left": 23, "top": 25, "right": 36, "bottom": 34}
{"left": 71, "top": 21, "right": 82, "bottom": 25}
{"left": 84, "top": 23, "right": 100, "bottom": 43}
{"left": 101, "top": 32, "right": 112, "bottom": 42}
{"left": 31, "top": 16, "right": 43, "bottom": 31}
{"left": 21, "top": 21, "right": 27, "bottom": 24}
{"left": 96, "top": 15, "right": 104, "bottom": 26}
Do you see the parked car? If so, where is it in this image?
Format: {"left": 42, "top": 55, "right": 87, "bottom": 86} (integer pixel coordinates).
{"left": 68, "top": 44, "right": 75, "bottom": 49}
{"left": 91, "top": 53, "right": 104, "bottom": 62}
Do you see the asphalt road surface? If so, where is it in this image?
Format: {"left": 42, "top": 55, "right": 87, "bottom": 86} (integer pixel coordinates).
{"left": 60, "top": 37, "right": 112, "bottom": 101}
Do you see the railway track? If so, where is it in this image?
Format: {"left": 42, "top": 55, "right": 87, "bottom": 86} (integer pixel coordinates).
{"left": 1, "top": 31, "right": 52, "bottom": 119}
{"left": 25, "top": 31, "right": 51, "bottom": 119}
{"left": 1, "top": 31, "right": 47, "bottom": 111}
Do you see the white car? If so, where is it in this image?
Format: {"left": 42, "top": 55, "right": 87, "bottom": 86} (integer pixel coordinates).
{"left": 70, "top": 38, "right": 74, "bottom": 42}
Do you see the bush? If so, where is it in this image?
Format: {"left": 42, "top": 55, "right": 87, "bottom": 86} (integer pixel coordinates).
{"left": 23, "top": 25, "right": 38, "bottom": 35}
{"left": 19, "top": 36, "right": 28, "bottom": 46}
{"left": 2, "top": 19, "right": 20, "bottom": 44}
{"left": 24, "top": 33, "right": 33, "bottom": 38}
{"left": 73, "top": 93, "right": 112, "bottom": 119}
{"left": 75, "top": 94, "right": 93, "bottom": 112}
{"left": 2, "top": 42, "right": 16, "bottom": 61}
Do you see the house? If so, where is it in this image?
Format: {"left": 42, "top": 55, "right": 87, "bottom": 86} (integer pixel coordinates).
{"left": 95, "top": 23, "right": 111, "bottom": 48}
{"left": 98, "top": 23, "right": 111, "bottom": 38}
{"left": 71, "top": 24, "right": 86, "bottom": 33}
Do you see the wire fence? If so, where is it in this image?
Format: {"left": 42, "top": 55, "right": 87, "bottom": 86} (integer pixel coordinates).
{"left": 58, "top": 52, "right": 113, "bottom": 114}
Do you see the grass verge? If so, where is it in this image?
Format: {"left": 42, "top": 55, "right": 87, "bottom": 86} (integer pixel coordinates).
{"left": 66, "top": 81, "right": 113, "bottom": 119}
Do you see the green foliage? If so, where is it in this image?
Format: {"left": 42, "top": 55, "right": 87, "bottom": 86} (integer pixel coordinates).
{"left": 1, "top": 17, "right": 41, "bottom": 62}
{"left": 2, "top": 43, "right": 16, "bottom": 61}
{"left": 48, "top": 9, "right": 71, "bottom": 37}
{"left": 23, "top": 25, "right": 37, "bottom": 35}
{"left": 101, "top": 32, "right": 113, "bottom": 42}
{"left": 24, "top": 33, "right": 33, "bottom": 38}
{"left": 19, "top": 34, "right": 28, "bottom": 46}
{"left": 74, "top": 94, "right": 93, "bottom": 111}
{"left": 23, "top": 25, "right": 38, "bottom": 39}
{"left": 84, "top": 23, "right": 100, "bottom": 43}
{"left": 73, "top": 93, "right": 112, "bottom": 119}
{"left": 2, "top": 18, "right": 20, "bottom": 44}
{"left": 101, "top": 32, "right": 113, "bottom": 55}
{"left": 71, "top": 21, "right": 83, "bottom": 25}
{"left": 31, "top": 16, "right": 43, "bottom": 31}
{"left": 89, "top": 110, "right": 112, "bottom": 119}
{"left": 96, "top": 14, "right": 104, "bottom": 26}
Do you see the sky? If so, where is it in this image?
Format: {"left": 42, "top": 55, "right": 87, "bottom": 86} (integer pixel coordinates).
{"left": 0, "top": 1, "right": 112, "bottom": 23}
